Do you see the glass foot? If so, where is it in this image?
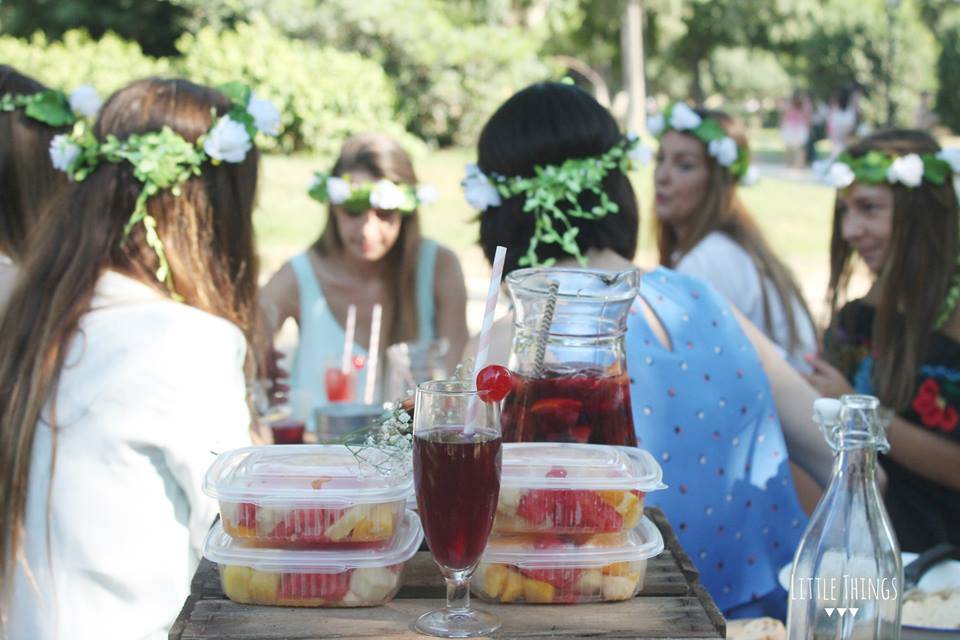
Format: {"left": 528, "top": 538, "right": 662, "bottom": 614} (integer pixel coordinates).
{"left": 413, "top": 607, "right": 501, "bottom": 638}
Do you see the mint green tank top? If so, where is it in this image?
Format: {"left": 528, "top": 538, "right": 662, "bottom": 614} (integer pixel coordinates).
{"left": 289, "top": 239, "right": 438, "bottom": 407}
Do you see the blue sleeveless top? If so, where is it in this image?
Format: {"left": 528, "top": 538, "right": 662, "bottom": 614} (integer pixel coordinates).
{"left": 626, "top": 267, "right": 807, "bottom": 614}
{"left": 289, "top": 239, "right": 438, "bottom": 408}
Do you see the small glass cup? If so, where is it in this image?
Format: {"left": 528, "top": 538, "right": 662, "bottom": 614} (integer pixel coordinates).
{"left": 412, "top": 380, "right": 502, "bottom": 638}
{"left": 325, "top": 351, "right": 365, "bottom": 403}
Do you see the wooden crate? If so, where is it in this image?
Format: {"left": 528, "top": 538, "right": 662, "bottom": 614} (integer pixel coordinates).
{"left": 170, "top": 507, "right": 725, "bottom": 639}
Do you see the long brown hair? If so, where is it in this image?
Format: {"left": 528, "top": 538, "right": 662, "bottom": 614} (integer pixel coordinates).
{"left": 0, "top": 78, "right": 260, "bottom": 594}
{"left": 655, "top": 109, "right": 814, "bottom": 352}
{"left": 312, "top": 133, "right": 422, "bottom": 347}
{"left": 0, "top": 65, "right": 71, "bottom": 261}
{"left": 827, "top": 129, "right": 959, "bottom": 411}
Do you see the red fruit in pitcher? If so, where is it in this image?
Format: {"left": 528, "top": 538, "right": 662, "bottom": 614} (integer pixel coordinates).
{"left": 476, "top": 365, "right": 513, "bottom": 402}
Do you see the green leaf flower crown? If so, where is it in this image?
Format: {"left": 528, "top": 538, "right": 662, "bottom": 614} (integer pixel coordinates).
{"left": 820, "top": 148, "right": 960, "bottom": 190}
{"left": 647, "top": 101, "right": 757, "bottom": 185}
{"left": 820, "top": 147, "right": 960, "bottom": 330}
{"left": 50, "top": 82, "right": 280, "bottom": 297}
{"left": 308, "top": 173, "right": 437, "bottom": 215}
{"left": 0, "top": 84, "right": 102, "bottom": 127}
{"left": 462, "top": 134, "right": 651, "bottom": 268}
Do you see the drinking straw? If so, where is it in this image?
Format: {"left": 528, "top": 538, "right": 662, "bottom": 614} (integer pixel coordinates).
{"left": 363, "top": 303, "right": 383, "bottom": 404}
{"left": 465, "top": 245, "right": 507, "bottom": 434}
{"left": 341, "top": 304, "right": 357, "bottom": 374}
{"left": 533, "top": 281, "right": 560, "bottom": 377}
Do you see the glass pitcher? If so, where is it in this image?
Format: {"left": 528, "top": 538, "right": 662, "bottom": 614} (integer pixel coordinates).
{"left": 500, "top": 267, "right": 640, "bottom": 445}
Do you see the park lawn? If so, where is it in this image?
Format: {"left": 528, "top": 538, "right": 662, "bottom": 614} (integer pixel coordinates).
{"left": 254, "top": 144, "right": 837, "bottom": 278}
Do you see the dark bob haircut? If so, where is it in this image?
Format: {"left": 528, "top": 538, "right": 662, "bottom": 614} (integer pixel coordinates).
{"left": 476, "top": 82, "right": 639, "bottom": 276}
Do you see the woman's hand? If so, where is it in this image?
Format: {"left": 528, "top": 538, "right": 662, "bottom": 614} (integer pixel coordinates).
{"left": 803, "top": 354, "right": 854, "bottom": 399}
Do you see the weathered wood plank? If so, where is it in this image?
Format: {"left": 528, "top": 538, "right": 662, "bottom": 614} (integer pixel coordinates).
{"left": 174, "top": 596, "right": 723, "bottom": 639}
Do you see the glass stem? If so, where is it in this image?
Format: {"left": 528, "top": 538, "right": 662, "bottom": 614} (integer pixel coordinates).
{"left": 444, "top": 569, "right": 471, "bottom": 613}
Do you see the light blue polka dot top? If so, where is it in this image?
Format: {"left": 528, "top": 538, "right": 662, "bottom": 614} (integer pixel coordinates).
{"left": 626, "top": 267, "right": 807, "bottom": 613}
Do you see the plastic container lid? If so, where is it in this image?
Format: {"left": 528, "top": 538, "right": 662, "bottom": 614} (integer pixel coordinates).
{"left": 481, "top": 516, "right": 664, "bottom": 568}
{"left": 501, "top": 443, "right": 666, "bottom": 492}
{"left": 204, "top": 510, "right": 424, "bottom": 572}
{"left": 203, "top": 445, "right": 413, "bottom": 506}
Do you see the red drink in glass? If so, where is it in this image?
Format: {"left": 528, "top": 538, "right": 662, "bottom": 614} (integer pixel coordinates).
{"left": 325, "top": 368, "right": 356, "bottom": 403}
{"left": 270, "top": 418, "right": 306, "bottom": 445}
{"left": 500, "top": 365, "right": 636, "bottom": 446}
{"left": 413, "top": 427, "right": 502, "bottom": 570}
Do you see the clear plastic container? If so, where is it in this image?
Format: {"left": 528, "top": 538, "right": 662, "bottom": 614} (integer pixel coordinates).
{"left": 203, "top": 445, "right": 413, "bottom": 547}
{"left": 495, "top": 443, "right": 665, "bottom": 534}
{"left": 203, "top": 510, "right": 424, "bottom": 607}
{"left": 473, "top": 516, "right": 664, "bottom": 604}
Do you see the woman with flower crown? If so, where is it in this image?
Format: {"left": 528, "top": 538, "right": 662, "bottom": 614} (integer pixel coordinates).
{"left": 806, "top": 129, "right": 960, "bottom": 553}
{"left": 0, "top": 77, "right": 274, "bottom": 639}
{"left": 260, "top": 133, "right": 468, "bottom": 406}
{"left": 465, "top": 81, "right": 835, "bottom": 619}
{"left": 0, "top": 65, "right": 97, "bottom": 309}
{"left": 648, "top": 102, "right": 818, "bottom": 375}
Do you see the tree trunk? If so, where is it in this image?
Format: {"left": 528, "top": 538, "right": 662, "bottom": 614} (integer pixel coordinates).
{"left": 621, "top": 0, "right": 647, "bottom": 133}
{"left": 690, "top": 58, "right": 705, "bottom": 106}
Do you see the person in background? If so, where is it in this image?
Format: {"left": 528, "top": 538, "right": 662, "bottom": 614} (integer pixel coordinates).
{"left": 826, "top": 85, "right": 859, "bottom": 159}
{"left": 0, "top": 77, "right": 268, "bottom": 639}
{"left": 914, "top": 91, "right": 938, "bottom": 131}
{"left": 260, "top": 133, "right": 468, "bottom": 407}
{"left": 651, "top": 103, "right": 818, "bottom": 374}
{"left": 807, "top": 129, "right": 960, "bottom": 553}
{"left": 780, "top": 90, "right": 812, "bottom": 169}
{"left": 464, "top": 81, "right": 835, "bottom": 619}
{"left": 0, "top": 65, "right": 75, "bottom": 310}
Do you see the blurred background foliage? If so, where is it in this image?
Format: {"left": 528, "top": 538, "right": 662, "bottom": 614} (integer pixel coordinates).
{"left": 0, "top": 0, "right": 956, "bottom": 155}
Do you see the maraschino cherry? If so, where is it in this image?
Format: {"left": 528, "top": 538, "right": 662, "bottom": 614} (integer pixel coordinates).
{"left": 476, "top": 365, "right": 513, "bottom": 403}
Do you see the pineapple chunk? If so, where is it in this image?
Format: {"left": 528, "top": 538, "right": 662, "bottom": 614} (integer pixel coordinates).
{"left": 602, "top": 561, "right": 632, "bottom": 577}
{"left": 601, "top": 575, "right": 637, "bottom": 601}
{"left": 522, "top": 577, "right": 556, "bottom": 603}
{"left": 477, "top": 563, "right": 509, "bottom": 598}
{"left": 351, "top": 504, "right": 394, "bottom": 540}
{"left": 577, "top": 569, "right": 603, "bottom": 595}
{"left": 221, "top": 565, "right": 252, "bottom": 602}
{"left": 249, "top": 569, "right": 280, "bottom": 604}
{"left": 349, "top": 567, "right": 398, "bottom": 603}
{"left": 500, "top": 570, "right": 524, "bottom": 603}
{"left": 323, "top": 505, "right": 368, "bottom": 542}
{"left": 597, "top": 491, "right": 642, "bottom": 528}
{"left": 498, "top": 489, "right": 523, "bottom": 516}
{"left": 340, "top": 590, "right": 364, "bottom": 606}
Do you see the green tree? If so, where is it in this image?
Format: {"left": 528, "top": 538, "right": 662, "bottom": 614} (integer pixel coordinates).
{"left": 0, "top": 0, "right": 190, "bottom": 56}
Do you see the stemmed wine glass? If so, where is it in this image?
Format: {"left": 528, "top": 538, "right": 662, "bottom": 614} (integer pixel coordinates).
{"left": 412, "top": 379, "right": 502, "bottom": 638}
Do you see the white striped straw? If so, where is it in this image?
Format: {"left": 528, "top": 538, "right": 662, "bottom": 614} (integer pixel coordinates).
{"left": 465, "top": 245, "right": 507, "bottom": 434}
{"left": 341, "top": 304, "right": 357, "bottom": 374}
{"left": 363, "top": 304, "right": 382, "bottom": 405}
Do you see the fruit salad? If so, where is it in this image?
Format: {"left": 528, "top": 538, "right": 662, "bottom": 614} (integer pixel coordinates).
{"left": 220, "top": 500, "right": 402, "bottom": 546}
{"left": 204, "top": 445, "right": 413, "bottom": 548}
{"left": 473, "top": 516, "right": 664, "bottom": 605}
{"left": 204, "top": 510, "right": 424, "bottom": 607}
{"left": 494, "top": 443, "right": 664, "bottom": 534}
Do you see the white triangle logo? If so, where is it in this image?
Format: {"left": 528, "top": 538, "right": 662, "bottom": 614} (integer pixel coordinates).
{"left": 825, "top": 608, "right": 835, "bottom": 617}
{"left": 849, "top": 607, "right": 859, "bottom": 617}
{"left": 837, "top": 608, "right": 848, "bottom": 616}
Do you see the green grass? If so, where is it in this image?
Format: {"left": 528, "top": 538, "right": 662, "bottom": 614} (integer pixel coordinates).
{"left": 254, "top": 140, "right": 837, "bottom": 276}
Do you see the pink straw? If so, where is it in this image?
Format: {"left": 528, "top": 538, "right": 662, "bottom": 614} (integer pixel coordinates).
{"left": 341, "top": 304, "right": 357, "bottom": 374}
{"left": 465, "top": 245, "right": 507, "bottom": 434}
{"left": 363, "top": 303, "right": 382, "bottom": 404}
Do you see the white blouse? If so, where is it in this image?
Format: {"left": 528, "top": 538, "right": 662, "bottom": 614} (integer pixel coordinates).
{"left": 675, "top": 231, "right": 817, "bottom": 372}
{"left": 7, "top": 271, "right": 251, "bottom": 640}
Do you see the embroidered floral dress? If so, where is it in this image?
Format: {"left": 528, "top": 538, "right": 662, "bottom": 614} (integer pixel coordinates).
{"left": 825, "top": 299, "right": 960, "bottom": 552}
{"left": 626, "top": 267, "right": 808, "bottom": 616}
